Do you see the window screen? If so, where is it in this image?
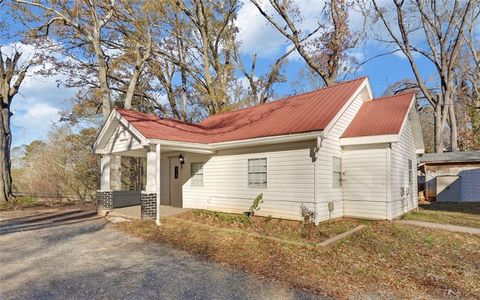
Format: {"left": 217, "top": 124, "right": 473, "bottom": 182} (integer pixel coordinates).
{"left": 332, "top": 156, "right": 342, "bottom": 188}
{"left": 191, "top": 162, "right": 204, "bottom": 187}
{"left": 248, "top": 158, "right": 267, "bottom": 187}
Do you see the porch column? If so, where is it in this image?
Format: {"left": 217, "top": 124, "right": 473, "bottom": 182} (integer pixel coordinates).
{"left": 155, "top": 144, "right": 161, "bottom": 225}
{"left": 97, "top": 155, "right": 113, "bottom": 214}
{"left": 142, "top": 144, "right": 161, "bottom": 224}
{"left": 100, "top": 155, "right": 111, "bottom": 190}
{"left": 146, "top": 149, "right": 156, "bottom": 193}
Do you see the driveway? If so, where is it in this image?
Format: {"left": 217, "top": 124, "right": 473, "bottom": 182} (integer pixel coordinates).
{"left": 0, "top": 208, "right": 324, "bottom": 300}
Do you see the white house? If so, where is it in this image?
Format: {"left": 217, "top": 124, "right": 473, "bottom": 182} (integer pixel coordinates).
{"left": 93, "top": 77, "right": 424, "bottom": 224}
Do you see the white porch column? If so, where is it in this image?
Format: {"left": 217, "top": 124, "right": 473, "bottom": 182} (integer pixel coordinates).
{"left": 146, "top": 148, "right": 157, "bottom": 193}
{"left": 100, "top": 155, "right": 111, "bottom": 191}
{"left": 155, "top": 144, "right": 161, "bottom": 225}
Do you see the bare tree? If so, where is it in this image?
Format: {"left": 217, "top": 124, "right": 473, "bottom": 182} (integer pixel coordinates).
{"left": 233, "top": 47, "right": 293, "bottom": 104}
{"left": 372, "top": 0, "right": 479, "bottom": 152}
{"left": 250, "top": 0, "right": 366, "bottom": 87}
{"left": 0, "top": 46, "right": 31, "bottom": 203}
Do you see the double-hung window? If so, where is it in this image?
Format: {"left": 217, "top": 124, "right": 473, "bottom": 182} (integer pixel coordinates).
{"left": 332, "top": 156, "right": 342, "bottom": 188}
{"left": 248, "top": 158, "right": 267, "bottom": 187}
{"left": 191, "top": 162, "right": 204, "bottom": 187}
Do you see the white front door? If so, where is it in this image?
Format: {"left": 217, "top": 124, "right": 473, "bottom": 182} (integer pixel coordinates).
{"left": 169, "top": 157, "right": 183, "bottom": 207}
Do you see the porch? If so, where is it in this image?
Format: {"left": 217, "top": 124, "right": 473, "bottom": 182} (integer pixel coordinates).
{"left": 95, "top": 139, "right": 212, "bottom": 224}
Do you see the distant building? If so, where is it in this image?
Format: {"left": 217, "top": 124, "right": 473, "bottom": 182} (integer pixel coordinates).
{"left": 418, "top": 152, "right": 480, "bottom": 202}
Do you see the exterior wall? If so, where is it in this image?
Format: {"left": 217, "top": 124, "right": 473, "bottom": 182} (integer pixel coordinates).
{"left": 342, "top": 144, "right": 389, "bottom": 219}
{"left": 460, "top": 168, "right": 480, "bottom": 202}
{"left": 181, "top": 141, "right": 316, "bottom": 221}
{"left": 389, "top": 119, "right": 418, "bottom": 218}
{"left": 315, "top": 86, "right": 369, "bottom": 221}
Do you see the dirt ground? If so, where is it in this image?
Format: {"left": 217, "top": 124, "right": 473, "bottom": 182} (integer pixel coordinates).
{"left": 0, "top": 207, "right": 324, "bottom": 300}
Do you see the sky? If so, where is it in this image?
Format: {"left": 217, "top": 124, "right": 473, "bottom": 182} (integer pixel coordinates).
{"left": 2, "top": 0, "right": 475, "bottom": 148}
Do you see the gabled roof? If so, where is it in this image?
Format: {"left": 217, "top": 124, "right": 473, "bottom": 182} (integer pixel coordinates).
{"left": 342, "top": 92, "right": 415, "bottom": 138}
{"left": 116, "top": 77, "right": 367, "bottom": 144}
{"left": 419, "top": 151, "right": 480, "bottom": 164}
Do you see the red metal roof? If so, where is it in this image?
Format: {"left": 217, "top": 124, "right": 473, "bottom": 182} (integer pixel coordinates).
{"left": 342, "top": 92, "right": 415, "bottom": 138}
{"left": 116, "top": 77, "right": 367, "bottom": 144}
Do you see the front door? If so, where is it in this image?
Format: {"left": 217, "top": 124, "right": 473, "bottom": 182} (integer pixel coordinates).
{"left": 169, "top": 157, "right": 183, "bottom": 207}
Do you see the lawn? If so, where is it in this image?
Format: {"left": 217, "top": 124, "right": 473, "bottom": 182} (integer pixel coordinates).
{"left": 116, "top": 212, "right": 480, "bottom": 299}
{"left": 174, "top": 209, "right": 367, "bottom": 244}
{"left": 403, "top": 202, "right": 480, "bottom": 228}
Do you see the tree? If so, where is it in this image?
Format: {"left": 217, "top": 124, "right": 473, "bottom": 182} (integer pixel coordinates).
{"left": 0, "top": 46, "right": 32, "bottom": 203}
{"left": 371, "top": 0, "right": 479, "bottom": 152}
{"left": 20, "top": 127, "right": 99, "bottom": 201}
{"left": 250, "top": 0, "right": 367, "bottom": 87}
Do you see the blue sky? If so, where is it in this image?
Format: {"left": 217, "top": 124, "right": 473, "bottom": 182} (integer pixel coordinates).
{"left": 1, "top": 0, "right": 450, "bottom": 148}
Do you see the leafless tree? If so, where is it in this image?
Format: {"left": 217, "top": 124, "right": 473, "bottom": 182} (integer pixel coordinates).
{"left": 250, "top": 0, "right": 367, "bottom": 87}
{"left": 372, "top": 0, "right": 479, "bottom": 152}
{"left": 0, "top": 46, "right": 31, "bottom": 203}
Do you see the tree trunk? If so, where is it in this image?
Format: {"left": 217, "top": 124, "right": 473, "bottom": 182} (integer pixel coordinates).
{"left": 0, "top": 105, "right": 13, "bottom": 203}
{"left": 434, "top": 102, "right": 444, "bottom": 153}
{"left": 449, "top": 103, "right": 459, "bottom": 151}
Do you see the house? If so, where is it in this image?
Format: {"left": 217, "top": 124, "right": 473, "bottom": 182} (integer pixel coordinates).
{"left": 93, "top": 77, "right": 425, "bottom": 224}
{"left": 418, "top": 151, "right": 480, "bottom": 202}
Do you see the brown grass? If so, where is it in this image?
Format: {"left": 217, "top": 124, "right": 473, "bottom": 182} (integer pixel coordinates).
{"left": 403, "top": 202, "right": 480, "bottom": 228}
{"left": 174, "top": 209, "right": 366, "bottom": 244}
{"left": 116, "top": 215, "right": 480, "bottom": 299}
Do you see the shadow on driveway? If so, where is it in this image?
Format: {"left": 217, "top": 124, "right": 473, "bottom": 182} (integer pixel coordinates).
{"left": 0, "top": 208, "right": 326, "bottom": 300}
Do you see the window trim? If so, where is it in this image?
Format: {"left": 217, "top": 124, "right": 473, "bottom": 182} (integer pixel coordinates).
{"left": 248, "top": 158, "right": 268, "bottom": 188}
{"left": 190, "top": 162, "right": 204, "bottom": 187}
{"left": 332, "top": 156, "right": 342, "bottom": 188}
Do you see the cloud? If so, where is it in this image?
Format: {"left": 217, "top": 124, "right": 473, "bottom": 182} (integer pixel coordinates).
{"left": 12, "top": 102, "right": 61, "bottom": 147}
{"left": 4, "top": 42, "right": 79, "bottom": 147}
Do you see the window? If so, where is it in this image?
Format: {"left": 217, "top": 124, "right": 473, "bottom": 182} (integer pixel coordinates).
{"left": 248, "top": 158, "right": 267, "bottom": 187}
{"left": 191, "top": 162, "right": 204, "bottom": 186}
{"left": 408, "top": 159, "right": 413, "bottom": 185}
{"left": 332, "top": 156, "right": 342, "bottom": 188}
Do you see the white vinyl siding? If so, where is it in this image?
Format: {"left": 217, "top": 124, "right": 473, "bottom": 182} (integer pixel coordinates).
{"left": 314, "top": 86, "right": 369, "bottom": 222}
{"left": 248, "top": 158, "right": 267, "bottom": 187}
{"left": 390, "top": 118, "right": 418, "bottom": 218}
{"left": 343, "top": 144, "right": 389, "bottom": 219}
{"left": 104, "top": 123, "right": 143, "bottom": 153}
{"left": 191, "top": 162, "right": 204, "bottom": 187}
{"left": 332, "top": 156, "right": 342, "bottom": 188}
{"left": 182, "top": 141, "right": 315, "bottom": 221}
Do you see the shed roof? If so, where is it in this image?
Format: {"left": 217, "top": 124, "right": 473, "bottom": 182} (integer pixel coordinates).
{"left": 419, "top": 151, "right": 480, "bottom": 164}
{"left": 116, "top": 77, "right": 367, "bottom": 143}
{"left": 342, "top": 92, "right": 415, "bottom": 138}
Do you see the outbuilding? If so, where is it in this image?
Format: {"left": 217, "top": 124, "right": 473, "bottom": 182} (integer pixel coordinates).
{"left": 93, "top": 77, "right": 425, "bottom": 223}
{"left": 418, "top": 152, "right": 480, "bottom": 202}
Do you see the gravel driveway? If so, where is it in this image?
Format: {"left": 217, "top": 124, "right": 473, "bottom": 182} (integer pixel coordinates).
{"left": 0, "top": 208, "right": 325, "bottom": 300}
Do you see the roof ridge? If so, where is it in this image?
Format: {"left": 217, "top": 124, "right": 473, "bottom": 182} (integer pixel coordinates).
{"left": 201, "top": 76, "right": 368, "bottom": 122}
{"left": 116, "top": 108, "right": 204, "bottom": 128}
{"left": 372, "top": 91, "right": 416, "bottom": 102}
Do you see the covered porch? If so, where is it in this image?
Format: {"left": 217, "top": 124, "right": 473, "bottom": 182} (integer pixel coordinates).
{"left": 96, "top": 142, "right": 212, "bottom": 224}
{"left": 93, "top": 110, "right": 213, "bottom": 224}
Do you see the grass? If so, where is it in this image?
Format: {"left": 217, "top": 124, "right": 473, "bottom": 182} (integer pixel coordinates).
{"left": 0, "top": 196, "right": 94, "bottom": 211}
{"left": 174, "top": 209, "right": 366, "bottom": 244}
{"left": 403, "top": 202, "right": 480, "bottom": 228}
{"left": 116, "top": 214, "right": 480, "bottom": 299}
